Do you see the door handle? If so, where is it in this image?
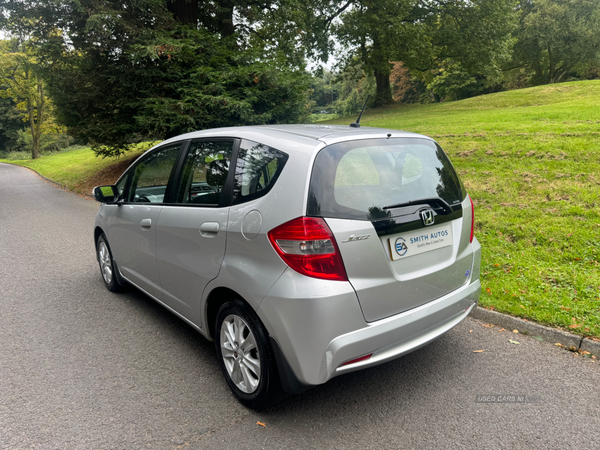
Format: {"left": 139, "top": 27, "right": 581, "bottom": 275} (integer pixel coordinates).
{"left": 140, "top": 218, "right": 152, "bottom": 228}
{"left": 199, "top": 222, "right": 219, "bottom": 237}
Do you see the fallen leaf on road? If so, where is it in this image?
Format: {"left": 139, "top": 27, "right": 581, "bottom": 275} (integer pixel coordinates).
{"left": 509, "top": 340, "right": 520, "bottom": 345}
{"left": 469, "top": 330, "right": 473, "bottom": 333}
{"left": 498, "top": 328, "right": 505, "bottom": 332}
{"left": 473, "top": 350, "right": 485, "bottom": 353}
{"left": 555, "top": 343, "right": 565, "bottom": 348}
{"left": 482, "top": 323, "right": 494, "bottom": 328}
{"left": 257, "top": 422, "right": 266, "bottom": 428}
{"left": 513, "top": 329, "right": 519, "bottom": 333}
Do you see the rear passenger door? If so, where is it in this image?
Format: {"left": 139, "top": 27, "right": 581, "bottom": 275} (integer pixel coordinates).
{"left": 155, "top": 139, "right": 235, "bottom": 323}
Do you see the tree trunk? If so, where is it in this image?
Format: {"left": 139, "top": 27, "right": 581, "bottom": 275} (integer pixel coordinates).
{"left": 215, "top": 0, "right": 235, "bottom": 37}
{"left": 24, "top": 71, "right": 40, "bottom": 160}
{"left": 167, "top": 0, "right": 199, "bottom": 26}
{"left": 548, "top": 43, "right": 556, "bottom": 84}
{"left": 31, "top": 77, "right": 45, "bottom": 160}
{"left": 374, "top": 67, "right": 393, "bottom": 107}
{"left": 198, "top": 0, "right": 235, "bottom": 37}
{"left": 371, "top": 36, "right": 393, "bottom": 107}
{"left": 28, "top": 94, "right": 40, "bottom": 160}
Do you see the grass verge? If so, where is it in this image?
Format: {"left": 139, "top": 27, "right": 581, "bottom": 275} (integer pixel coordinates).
{"left": 0, "top": 145, "right": 149, "bottom": 196}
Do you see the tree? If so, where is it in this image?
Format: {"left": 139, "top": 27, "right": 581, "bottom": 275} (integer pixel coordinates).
{"left": 1, "top": 0, "right": 312, "bottom": 156}
{"left": 309, "top": 69, "right": 342, "bottom": 110}
{"left": 0, "top": 40, "right": 50, "bottom": 159}
{"left": 333, "top": 0, "right": 517, "bottom": 106}
{"left": 0, "top": 91, "right": 26, "bottom": 152}
{"left": 511, "top": 0, "right": 600, "bottom": 85}
{"left": 390, "top": 61, "right": 425, "bottom": 103}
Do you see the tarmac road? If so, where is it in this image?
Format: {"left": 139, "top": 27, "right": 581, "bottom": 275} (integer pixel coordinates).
{"left": 0, "top": 162, "right": 598, "bottom": 449}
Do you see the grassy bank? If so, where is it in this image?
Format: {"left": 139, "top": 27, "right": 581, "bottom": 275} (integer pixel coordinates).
{"left": 0, "top": 145, "right": 148, "bottom": 196}
{"left": 326, "top": 81, "right": 600, "bottom": 338}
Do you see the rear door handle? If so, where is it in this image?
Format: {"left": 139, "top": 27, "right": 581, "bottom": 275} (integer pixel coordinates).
{"left": 140, "top": 218, "right": 152, "bottom": 229}
{"left": 199, "top": 222, "right": 219, "bottom": 237}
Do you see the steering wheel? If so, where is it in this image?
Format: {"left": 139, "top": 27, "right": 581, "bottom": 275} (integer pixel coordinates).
{"left": 136, "top": 194, "right": 151, "bottom": 203}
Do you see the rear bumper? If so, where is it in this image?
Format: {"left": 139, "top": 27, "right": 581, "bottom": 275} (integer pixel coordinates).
{"left": 259, "top": 266, "right": 481, "bottom": 389}
{"left": 328, "top": 279, "right": 480, "bottom": 379}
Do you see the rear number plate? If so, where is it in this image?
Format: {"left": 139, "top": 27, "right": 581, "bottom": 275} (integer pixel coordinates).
{"left": 388, "top": 224, "right": 453, "bottom": 261}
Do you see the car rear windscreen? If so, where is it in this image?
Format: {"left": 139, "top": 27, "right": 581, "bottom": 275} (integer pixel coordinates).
{"left": 307, "top": 138, "right": 464, "bottom": 220}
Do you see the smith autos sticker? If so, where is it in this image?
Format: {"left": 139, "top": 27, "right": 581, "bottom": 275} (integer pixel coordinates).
{"left": 388, "top": 224, "right": 452, "bottom": 261}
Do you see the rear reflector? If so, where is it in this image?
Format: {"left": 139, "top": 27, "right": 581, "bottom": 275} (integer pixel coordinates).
{"left": 340, "top": 354, "right": 373, "bottom": 367}
{"left": 469, "top": 195, "right": 475, "bottom": 244}
{"left": 267, "top": 217, "right": 348, "bottom": 281}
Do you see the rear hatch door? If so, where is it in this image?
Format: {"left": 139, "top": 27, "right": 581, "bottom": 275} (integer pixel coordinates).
{"left": 308, "top": 137, "right": 474, "bottom": 322}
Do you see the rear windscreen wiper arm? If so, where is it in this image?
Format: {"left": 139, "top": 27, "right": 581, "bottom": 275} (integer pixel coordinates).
{"left": 383, "top": 197, "right": 453, "bottom": 214}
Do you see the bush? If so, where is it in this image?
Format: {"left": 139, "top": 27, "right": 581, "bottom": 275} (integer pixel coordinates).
{"left": 15, "top": 130, "right": 74, "bottom": 155}
{"left": 390, "top": 62, "right": 426, "bottom": 103}
{"left": 0, "top": 150, "right": 31, "bottom": 160}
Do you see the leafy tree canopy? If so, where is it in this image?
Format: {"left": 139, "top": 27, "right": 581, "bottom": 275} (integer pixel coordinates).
{"left": 0, "top": 39, "right": 53, "bottom": 159}
{"left": 333, "top": 0, "right": 518, "bottom": 106}
{"left": 0, "top": 90, "right": 26, "bottom": 153}
{"left": 511, "top": 0, "right": 600, "bottom": 85}
{"left": 1, "top": 0, "right": 312, "bottom": 156}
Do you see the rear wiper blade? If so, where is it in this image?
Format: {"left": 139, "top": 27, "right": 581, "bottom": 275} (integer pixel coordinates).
{"left": 383, "top": 197, "right": 453, "bottom": 215}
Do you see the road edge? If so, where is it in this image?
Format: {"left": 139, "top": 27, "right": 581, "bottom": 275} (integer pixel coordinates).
{"left": 0, "top": 161, "right": 94, "bottom": 200}
{"left": 470, "top": 306, "right": 599, "bottom": 357}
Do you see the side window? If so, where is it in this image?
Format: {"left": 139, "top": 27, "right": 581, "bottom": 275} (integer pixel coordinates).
{"left": 115, "top": 172, "right": 129, "bottom": 200}
{"left": 232, "top": 139, "right": 288, "bottom": 205}
{"left": 175, "top": 140, "right": 234, "bottom": 206}
{"left": 128, "top": 143, "right": 182, "bottom": 203}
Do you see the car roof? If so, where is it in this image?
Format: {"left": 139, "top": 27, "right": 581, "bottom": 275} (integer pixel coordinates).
{"left": 159, "top": 124, "right": 433, "bottom": 151}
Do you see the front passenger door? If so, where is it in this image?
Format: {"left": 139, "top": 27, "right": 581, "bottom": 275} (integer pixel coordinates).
{"left": 108, "top": 143, "right": 183, "bottom": 298}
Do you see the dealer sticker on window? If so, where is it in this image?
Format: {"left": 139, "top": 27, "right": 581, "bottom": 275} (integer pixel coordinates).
{"left": 388, "top": 224, "right": 453, "bottom": 261}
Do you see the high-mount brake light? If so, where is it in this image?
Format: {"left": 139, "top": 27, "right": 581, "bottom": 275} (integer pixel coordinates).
{"left": 267, "top": 217, "right": 348, "bottom": 281}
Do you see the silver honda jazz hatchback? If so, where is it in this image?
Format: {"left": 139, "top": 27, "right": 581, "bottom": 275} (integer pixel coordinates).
{"left": 93, "top": 124, "right": 481, "bottom": 409}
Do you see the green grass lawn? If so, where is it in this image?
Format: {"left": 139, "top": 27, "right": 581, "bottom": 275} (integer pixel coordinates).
{"left": 0, "top": 145, "right": 150, "bottom": 194}
{"left": 326, "top": 80, "right": 600, "bottom": 338}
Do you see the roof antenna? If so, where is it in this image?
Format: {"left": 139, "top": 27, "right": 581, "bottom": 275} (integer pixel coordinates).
{"left": 350, "top": 94, "right": 370, "bottom": 128}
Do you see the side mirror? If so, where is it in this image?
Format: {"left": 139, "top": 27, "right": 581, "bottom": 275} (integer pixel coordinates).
{"left": 93, "top": 185, "right": 120, "bottom": 204}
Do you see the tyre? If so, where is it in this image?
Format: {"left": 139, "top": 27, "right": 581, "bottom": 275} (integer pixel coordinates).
{"left": 215, "top": 299, "right": 285, "bottom": 410}
{"left": 96, "top": 233, "right": 126, "bottom": 292}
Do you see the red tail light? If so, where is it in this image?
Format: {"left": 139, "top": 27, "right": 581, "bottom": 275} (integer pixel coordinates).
{"left": 469, "top": 195, "right": 475, "bottom": 244}
{"left": 267, "top": 217, "right": 348, "bottom": 281}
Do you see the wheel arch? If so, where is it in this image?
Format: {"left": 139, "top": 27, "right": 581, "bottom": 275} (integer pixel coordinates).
{"left": 94, "top": 226, "right": 104, "bottom": 251}
{"left": 205, "top": 287, "right": 262, "bottom": 341}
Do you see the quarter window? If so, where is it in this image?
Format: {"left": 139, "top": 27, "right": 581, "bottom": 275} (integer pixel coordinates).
{"left": 232, "top": 139, "right": 288, "bottom": 205}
